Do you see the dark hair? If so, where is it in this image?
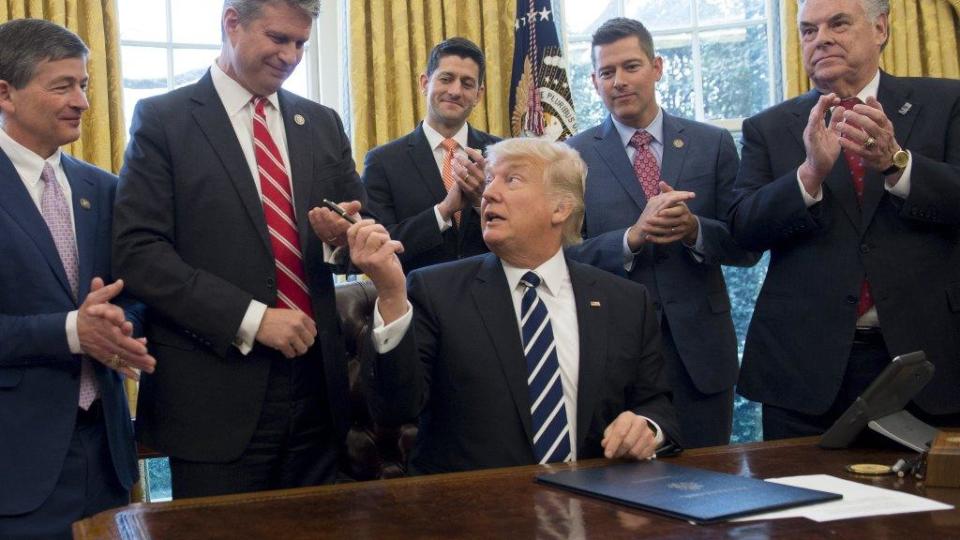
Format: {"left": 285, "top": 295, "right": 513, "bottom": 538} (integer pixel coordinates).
{"left": 590, "top": 17, "right": 655, "bottom": 67}
{"left": 0, "top": 19, "right": 88, "bottom": 89}
{"left": 426, "top": 37, "right": 486, "bottom": 85}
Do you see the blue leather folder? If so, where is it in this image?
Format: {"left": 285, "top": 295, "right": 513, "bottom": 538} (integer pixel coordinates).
{"left": 536, "top": 460, "right": 842, "bottom": 524}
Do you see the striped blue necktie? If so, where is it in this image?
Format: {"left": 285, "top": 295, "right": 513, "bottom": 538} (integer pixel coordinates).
{"left": 520, "top": 271, "right": 572, "bottom": 464}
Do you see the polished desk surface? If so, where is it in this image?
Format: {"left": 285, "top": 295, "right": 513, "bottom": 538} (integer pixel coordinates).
{"left": 74, "top": 438, "right": 960, "bottom": 539}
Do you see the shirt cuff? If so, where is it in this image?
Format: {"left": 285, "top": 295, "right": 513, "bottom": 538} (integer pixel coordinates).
{"left": 66, "top": 310, "right": 82, "bottom": 354}
{"left": 639, "top": 415, "right": 665, "bottom": 447}
{"left": 434, "top": 205, "right": 453, "bottom": 232}
{"left": 622, "top": 229, "right": 641, "bottom": 272}
{"left": 797, "top": 170, "right": 823, "bottom": 207}
{"left": 885, "top": 150, "right": 912, "bottom": 199}
{"left": 234, "top": 300, "right": 268, "bottom": 355}
{"left": 682, "top": 217, "right": 705, "bottom": 262}
{"left": 371, "top": 298, "right": 413, "bottom": 353}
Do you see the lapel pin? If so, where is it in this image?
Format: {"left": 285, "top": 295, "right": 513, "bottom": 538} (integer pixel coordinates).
{"left": 590, "top": 300, "right": 601, "bottom": 308}
{"left": 79, "top": 198, "right": 91, "bottom": 210}
{"left": 898, "top": 102, "right": 912, "bottom": 115}
{"left": 294, "top": 114, "right": 306, "bottom": 125}
{"left": 673, "top": 138, "right": 684, "bottom": 149}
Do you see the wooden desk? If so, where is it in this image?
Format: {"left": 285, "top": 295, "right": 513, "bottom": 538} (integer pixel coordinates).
{"left": 74, "top": 438, "right": 960, "bottom": 539}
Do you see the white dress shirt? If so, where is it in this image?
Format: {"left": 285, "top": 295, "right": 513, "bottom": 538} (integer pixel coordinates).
{"left": 797, "top": 70, "right": 910, "bottom": 328}
{"left": 421, "top": 121, "right": 470, "bottom": 232}
{"left": 371, "top": 249, "right": 663, "bottom": 458}
{"left": 610, "top": 108, "right": 705, "bottom": 269}
{"left": 0, "top": 128, "right": 83, "bottom": 354}
{"left": 210, "top": 62, "right": 293, "bottom": 354}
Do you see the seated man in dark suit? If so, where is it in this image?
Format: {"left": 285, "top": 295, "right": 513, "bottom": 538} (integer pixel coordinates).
{"left": 730, "top": 0, "right": 960, "bottom": 439}
{"left": 362, "top": 37, "right": 499, "bottom": 271}
{"left": 349, "top": 138, "right": 680, "bottom": 474}
{"left": 0, "top": 19, "right": 155, "bottom": 539}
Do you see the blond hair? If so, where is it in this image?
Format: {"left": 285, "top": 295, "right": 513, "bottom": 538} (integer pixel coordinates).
{"left": 485, "top": 138, "right": 587, "bottom": 246}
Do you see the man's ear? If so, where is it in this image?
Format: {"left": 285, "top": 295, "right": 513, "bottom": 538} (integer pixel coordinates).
{"left": 551, "top": 195, "right": 574, "bottom": 226}
{"left": 0, "top": 80, "right": 15, "bottom": 116}
{"left": 223, "top": 7, "right": 242, "bottom": 42}
{"left": 419, "top": 72, "right": 429, "bottom": 96}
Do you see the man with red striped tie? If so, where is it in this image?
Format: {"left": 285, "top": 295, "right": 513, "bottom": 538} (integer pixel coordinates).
{"left": 113, "top": 0, "right": 366, "bottom": 498}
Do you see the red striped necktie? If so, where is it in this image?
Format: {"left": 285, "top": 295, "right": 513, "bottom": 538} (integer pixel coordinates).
{"left": 252, "top": 96, "right": 314, "bottom": 318}
{"left": 838, "top": 97, "right": 873, "bottom": 317}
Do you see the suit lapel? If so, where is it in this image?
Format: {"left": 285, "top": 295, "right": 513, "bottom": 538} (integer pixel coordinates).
{"left": 0, "top": 150, "right": 75, "bottom": 300}
{"left": 470, "top": 254, "right": 534, "bottom": 446}
{"left": 408, "top": 124, "right": 448, "bottom": 204}
{"left": 595, "top": 116, "right": 647, "bottom": 210}
{"left": 659, "top": 113, "right": 687, "bottom": 188}
{"left": 190, "top": 72, "right": 271, "bottom": 254}
{"left": 569, "top": 261, "right": 608, "bottom": 453}
{"left": 278, "top": 90, "right": 315, "bottom": 252}
{"left": 62, "top": 155, "right": 95, "bottom": 302}
{"left": 862, "top": 73, "right": 918, "bottom": 228}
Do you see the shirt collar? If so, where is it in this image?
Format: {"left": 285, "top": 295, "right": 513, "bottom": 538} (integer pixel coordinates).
{"left": 501, "top": 248, "right": 568, "bottom": 298}
{"left": 854, "top": 70, "right": 881, "bottom": 103}
{"left": 422, "top": 121, "right": 470, "bottom": 152}
{"left": 612, "top": 107, "right": 664, "bottom": 150}
{"left": 0, "top": 126, "right": 63, "bottom": 184}
{"left": 210, "top": 61, "right": 281, "bottom": 117}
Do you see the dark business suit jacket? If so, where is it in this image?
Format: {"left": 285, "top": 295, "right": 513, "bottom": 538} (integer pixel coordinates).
{"left": 362, "top": 123, "right": 499, "bottom": 271}
{"left": 364, "top": 253, "right": 680, "bottom": 475}
{"left": 566, "top": 114, "right": 758, "bottom": 395}
{"left": 113, "top": 71, "right": 365, "bottom": 462}
{"left": 0, "top": 151, "right": 138, "bottom": 515}
{"left": 730, "top": 72, "right": 960, "bottom": 415}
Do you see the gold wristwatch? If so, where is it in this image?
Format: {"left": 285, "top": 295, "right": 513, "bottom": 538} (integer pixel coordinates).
{"left": 882, "top": 148, "right": 909, "bottom": 176}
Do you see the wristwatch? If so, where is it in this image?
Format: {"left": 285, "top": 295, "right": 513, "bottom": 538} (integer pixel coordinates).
{"left": 882, "top": 148, "right": 910, "bottom": 176}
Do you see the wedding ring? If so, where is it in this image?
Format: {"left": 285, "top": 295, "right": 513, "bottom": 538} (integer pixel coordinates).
{"left": 671, "top": 227, "right": 677, "bottom": 233}
{"left": 863, "top": 136, "right": 877, "bottom": 150}
{"left": 109, "top": 353, "right": 122, "bottom": 369}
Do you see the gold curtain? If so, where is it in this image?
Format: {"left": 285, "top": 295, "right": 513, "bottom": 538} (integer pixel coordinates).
{"left": 348, "top": 0, "right": 515, "bottom": 170}
{"left": 782, "top": 0, "right": 960, "bottom": 98}
{"left": 0, "top": 0, "right": 126, "bottom": 173}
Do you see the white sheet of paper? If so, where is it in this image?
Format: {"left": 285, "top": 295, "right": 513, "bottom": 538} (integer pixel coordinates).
{"left": 733, "top": 474, "right": 953, "bottom": 523}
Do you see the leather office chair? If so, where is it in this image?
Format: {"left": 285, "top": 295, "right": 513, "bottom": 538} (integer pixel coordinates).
{"left": 335, "top": 279, "right": 417, "bottom": 480}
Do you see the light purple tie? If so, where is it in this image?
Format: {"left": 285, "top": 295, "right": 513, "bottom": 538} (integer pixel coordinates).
{"left": 40, "top": 163, "right": 98, "bottom": 409}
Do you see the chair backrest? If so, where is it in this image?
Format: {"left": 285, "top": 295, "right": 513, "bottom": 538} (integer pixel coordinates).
{"left": 335, "top": 280, "right": 417, "bottom": 480}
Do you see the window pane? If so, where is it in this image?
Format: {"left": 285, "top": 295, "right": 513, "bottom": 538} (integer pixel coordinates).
{"left": 117, "top": 0, "right": 167, "bottom": 43}
{"left": 172, "top": 49, "right": 217, "bottom": 88}
{"left": 567, "top": 41, "right": 606, "bottom": 133}
{"left": 283, "top": 60, "right": 309, "bottom": 98}
{"left": 700, "top": 24, "right": 770, "bottom": 120}
{"left": 656, "top": 34, "right": 695, "bottom": 119}
{"left": 121, "top": 46, "right": 168, "bottom": 131}
{"left": 170, "top": 0, "right": 222, "bottom": 45}
{"left": 563, "top": 0, "right": 617, "bottom": 38}
{"left": 624, "top": 0, "right": 692, "bottom": 31}
{"left": 697, "top": 0, "right": 767, "bottom": 25}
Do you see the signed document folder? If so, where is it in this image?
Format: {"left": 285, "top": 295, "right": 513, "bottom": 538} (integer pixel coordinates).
{"left": 536, "top": 461, "right": 842, "bottom": 524}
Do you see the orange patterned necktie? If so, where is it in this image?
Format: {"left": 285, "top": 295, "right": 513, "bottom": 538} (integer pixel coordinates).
{"left": 440, "top": 138, "right": 461, "bottom": 226}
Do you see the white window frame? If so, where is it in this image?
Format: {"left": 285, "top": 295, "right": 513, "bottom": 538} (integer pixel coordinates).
{"left": 118, "top": 0, "right": 344, "bottom": 111}
{"left": 560, "top": 0, "right": 781, "bottom": 131}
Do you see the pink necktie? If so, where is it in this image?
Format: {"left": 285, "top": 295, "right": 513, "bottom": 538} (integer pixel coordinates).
{"left": 40, "top": 163, "right": 98, "bottom": 409}
{"left": 252, "top": 97, "right": 314, "bottom": 318}
{"left": 838, "top": 98, "right": 874, "bottom": 317}
{"left": 629, "top": 130, "right": 661, "bottom": 199}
